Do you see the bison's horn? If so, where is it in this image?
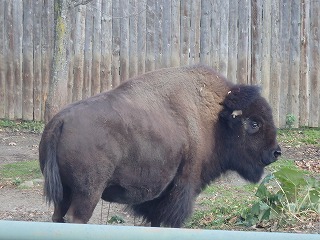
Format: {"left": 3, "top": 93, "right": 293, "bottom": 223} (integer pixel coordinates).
{"left": 231, "top": 110, "right": 242, "bottom": 118}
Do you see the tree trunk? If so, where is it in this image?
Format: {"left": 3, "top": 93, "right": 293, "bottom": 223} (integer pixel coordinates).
{"left": 44, "top": 0, "right": 70, "bottom": 123}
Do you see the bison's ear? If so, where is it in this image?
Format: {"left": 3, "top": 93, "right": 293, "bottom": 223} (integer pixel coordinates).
{"left": 219, "top": 85, "right": 260, "bottom": 128}
{"left": 222, "top": 85, "right": 261, "bottom": 111}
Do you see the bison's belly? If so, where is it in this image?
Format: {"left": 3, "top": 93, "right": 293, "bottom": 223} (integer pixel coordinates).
{"left": 101, "top": 181, "right": 170, "bottom": 205}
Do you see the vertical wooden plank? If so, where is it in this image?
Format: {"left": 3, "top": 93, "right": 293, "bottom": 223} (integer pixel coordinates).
{"left": 154, "top": 0, "right": 163, "bottom": 69}
{"left": 41, "top": 0, "right": 53, "bottom": 120}
{"left": 237, "top": 0, "right": 250, "bottom": 84}
{"left": 299, "top": 0, "right": 310, "bottom": 127}
{"left": 250, "top": 0, "right": 262, "bottom": 85}
{"left": 279, "top": 0, "right": 291, "bottom": 127}
{"left": 200, "top": 0, "right": 211, "bottom": 65}
{"left": 227, "top": 0, "right": 238, "bottom": 83}
{"left": 112, "top": 0, "right": 120, "bottom": 87}
{"left": 0, "top": 1, "right": 5, "bottom": 118}
{"left": 218, "top": 1, "right": 229, "bottom": 76}
{"left": 101, "top": 1, "right": 112, "bottom": 91}
{"left": 13, "top": 0, "right": 23, "bottom": 119}
{"left": 210, "top": 1, "right": 219, "bottom": 70}
{"left": 189, "top": 0, "right": 201, "bottom": 65}
{"left": 137, "top": 0, "right": 146, "bottom": 74}
{"left": 22, "top": 0, "right": 34, "bottom": 120}
{"left": 261, "top": 0, "right": 271, "bottom": 99}
{"left": 120, "top": 0, "right": 129, "bottom": 82}
{"left": 171, "top": 0, "right": 180, "bottom": 66}
{"left": 288, "top": 0, "right": 300, "bottom": 128}
{"left": 72, "top": 5, "right": 86, "bottom": 100}
{"left": 269, "top": 0, "right": 281, "bottom": 127}
{"left": 180, "top": 0, "right": 190, "bottom": 66}
{"left": 33, "top": 0, "right": 42, "bottom": 121}
{"left": 309, "top": 0, "right": 320, "bottom": 127}
{"left": 129, "top": 0, "right": 138, "bottom": 78}
{"left": 92, "top": 0, "right": 101, "bottom": 94}
{"left": 83, "top": 5, "right": 93, "bottom": 99}
{"left": 145, "top": 0, "right": 155, "bottom": 72}
{"left": 4, "top": 1, "right": 14, "bottom": 119}
{"left": 162, "top": 0, "right": 171, "bottom": 67}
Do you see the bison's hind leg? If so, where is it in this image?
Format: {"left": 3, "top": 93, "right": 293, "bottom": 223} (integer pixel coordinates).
{"left": 52, "top": 186, "right": 72, "bottom": 222}
{"left": 64, "top": 188, "right": 102, "bottom": 224}
{"left": 131, "top": 182, "right": 195, "bottom": 228}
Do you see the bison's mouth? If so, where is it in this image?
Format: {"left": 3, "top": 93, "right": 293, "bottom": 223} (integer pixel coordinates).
{"left": 261, "top": 146, "right": 282, "bottom": 166}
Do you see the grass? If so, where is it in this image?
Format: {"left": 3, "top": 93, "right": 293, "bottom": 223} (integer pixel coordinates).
{"left": 0, "top": 160, "right": 42, "bottom": 186}
{"left": 277, "top": 127, "right": 320, "bottom": 146}
{"left": 0, "top": 119, "right": 44, "bottom": 133}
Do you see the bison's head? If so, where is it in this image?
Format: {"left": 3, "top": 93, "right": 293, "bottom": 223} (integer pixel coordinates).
{"left": 217, "top": 85, "right": 281, "bottom": 183}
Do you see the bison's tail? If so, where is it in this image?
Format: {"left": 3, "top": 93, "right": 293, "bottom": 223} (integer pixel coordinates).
{"left": 39, "top": 118, "right": 64, "bottom": 206}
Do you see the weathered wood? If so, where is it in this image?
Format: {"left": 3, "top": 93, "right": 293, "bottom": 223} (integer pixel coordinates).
{"left": 91, "top": 0, "right": 101, "bottom": 95}
{"left": 227, "top": 0, "right": 238, "bottom": 83}
{"left": 288, "top": 0, "right": 301, "bottom": 128}
{"left": 82, "top": 5, "right": 93, "bottom": 100}
{"left": 171, "top": 0, "right": 180, "bottom": 66}
{"left": 41, "top": 0, "right": 53, "bottom": 120}
{"left": 44, "top": 0, "right": 71, "bottom": 123}
{"left": 279, "top": 0, "right": 291, "bottom": 127}
{"left": 0, "top": 0, "right": 320, "bottom": 127}
{"left": 129, "top": 0, "right": 138, "bottom": 78}
{"left": 269, "top": 0, "right": 281, "bottom": 127}
{"left": 0, "top": 1, "right": 5, "bottom": 118}
{"left": 200, "top": 0, "right": 211, "bottom": 65}
{"left": 137, "top": 0, "right": 146, "bottom": 74}
{"left": 112, "top": 0, "right": 120, "bottom": 87}
{"left": 4, "top": 1, "right": 14, "bottom": 119}
{"left": 33, "top": 0, "right": 42, "bottom": 121}
{"left": 101, "top": 0, "right": 112, "bottom": 91}
{"left": 261, "top": 0, "right": 271, "bottom": 99}
{"left": 299, "top": 0, "right": 310, "bottom": 127}
{"left": 154, "top": 0, "right": 163, "bottom": 69}
{"left": 180, "top": 0, "right": 190, "bottom": 66}
{"left": 189, "top": 0, "right": 200, "bottom": 65}
{"left": 72, "top": 5, "right": 86, "bottom": 101}
{"left": 162, "top": 0, "right": 171, "bottom": 67}
{"left": 120, "top": 0, "right": 129, "bottom": 82}
{"left": 13, "top": 0, "right": 23, "bottom": 119}
{"left": 218, "top": 1, "right": 229, "bottom": 76}
{"left": 250, "top": 0, "right": 262, "bottom": 85}
{"left": 309, "top": 0, "right": 320, "bottom": 127}
{"left": 237, "top": 0, "right": 250, "bottom": 84}
{"left": 145, "top": 0, "right": 155, "bottom": 72}
{"left": 22, "top": 0, "right": 34, "bottom": 120}
{"left": 211, "top": 1, "right": 219, "bottom": 70}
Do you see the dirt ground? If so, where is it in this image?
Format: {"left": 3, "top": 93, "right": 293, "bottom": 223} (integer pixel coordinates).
{"left": 0, "top": 129, "right": 319, "bottom": 230}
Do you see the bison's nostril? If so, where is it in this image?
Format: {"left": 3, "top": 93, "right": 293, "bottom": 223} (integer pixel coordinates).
{"left": 274, "top": 150, "right": 281, "bottom": 158}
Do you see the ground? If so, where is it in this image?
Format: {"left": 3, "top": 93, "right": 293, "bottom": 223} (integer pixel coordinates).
{"left": 0, "top": 128, "right": 319, "bottom": 229}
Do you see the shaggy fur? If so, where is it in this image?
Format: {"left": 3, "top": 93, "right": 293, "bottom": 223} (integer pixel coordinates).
{"left": 39, "top": 65, "right": 281, "bottom": 227}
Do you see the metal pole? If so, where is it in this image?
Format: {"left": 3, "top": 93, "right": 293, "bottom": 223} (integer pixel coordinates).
{"left": 0, "top": 220, "right": 319, "bottom": 240}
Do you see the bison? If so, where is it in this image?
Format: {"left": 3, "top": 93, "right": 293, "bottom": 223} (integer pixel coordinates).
{"left": 39, "top": 65, "right": 281, "bottom": 227}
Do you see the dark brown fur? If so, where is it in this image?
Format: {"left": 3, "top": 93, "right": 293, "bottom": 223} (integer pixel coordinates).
{"left": 39, "top": 65, "right": 281, "bottom": 227}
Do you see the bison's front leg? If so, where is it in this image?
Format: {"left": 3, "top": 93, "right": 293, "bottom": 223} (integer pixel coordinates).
{"left": 132, "top": 181, "right": 195, "bottom": 228}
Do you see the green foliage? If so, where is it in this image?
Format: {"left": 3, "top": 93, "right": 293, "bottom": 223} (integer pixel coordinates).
{"left": 0, "top": 119, "right": 44, "bottom": 133}
{"left": 0, "top": 160, "right": 42, "bottom": 185}
{"left": 285, "top": 114, "right": 296, "bottom": 128}
{"left": 241, "top": 167, "right": 320, "bottom": 227}
{"left": 107, "top": 215, "right": 125, "bottom": 224}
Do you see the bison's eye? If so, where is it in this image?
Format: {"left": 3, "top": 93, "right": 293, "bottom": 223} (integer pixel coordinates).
{"left": 244, "top": 119, "right": 260, "bottom": 134}
{"left": 251, "top": 121, "right": 259, "bottom": 129}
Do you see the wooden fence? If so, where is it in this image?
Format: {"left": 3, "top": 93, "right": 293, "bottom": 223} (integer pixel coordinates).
{"left": 0, "top": 0, "right": 319, "bottom": 128}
